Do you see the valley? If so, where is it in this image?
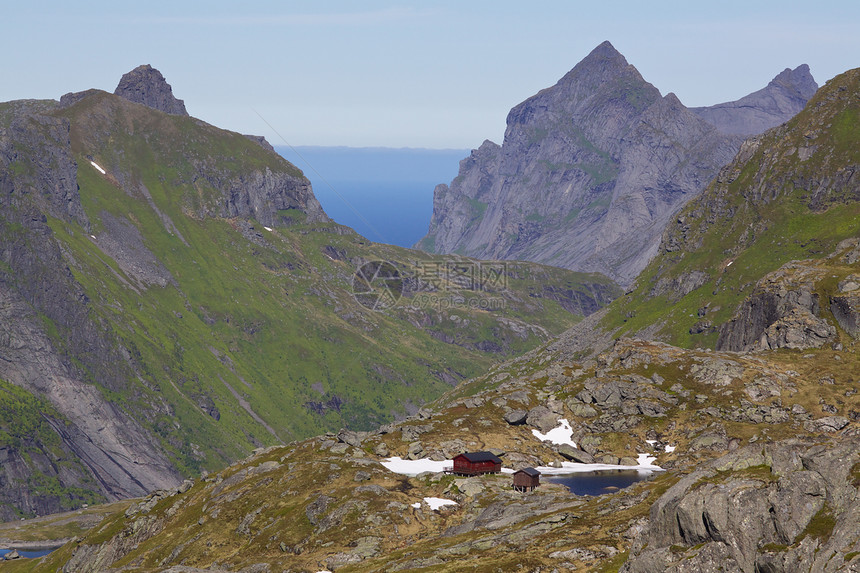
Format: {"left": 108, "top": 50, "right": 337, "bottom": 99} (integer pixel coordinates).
{"left": 1, "top": 39, "right": 859, "bottom": 573}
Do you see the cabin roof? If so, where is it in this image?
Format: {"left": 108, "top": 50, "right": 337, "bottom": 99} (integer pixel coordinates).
{"left": 456, "top": 451, "right": 502, "bottom": 463}
{"left": 515, "top": 467, "right": 541, "bottom": 477}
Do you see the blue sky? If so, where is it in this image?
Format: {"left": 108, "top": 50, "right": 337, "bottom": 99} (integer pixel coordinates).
{"left": 5, "top": 1, "right": 858, "bottom": 148}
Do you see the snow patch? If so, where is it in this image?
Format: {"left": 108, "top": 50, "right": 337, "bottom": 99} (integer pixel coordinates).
{"left": 645, "top": 439, "right": 657, "bottom": 446}
{"left": 535, "top": 456, "right": 663, "bottom": 476}
{"left": 263, "top": 226, "right": 273, "bottom": 232}
{"left": 665, "top": 444, "right": 677, "bottom": 453}
{"left": 381, "top": 457, "right": 449, "bottom": 476}
{"left": 532, "top": 418, "right": 576, "bottom": 447}
{"left": 89, "top": 161, "right": 106, "bottom": 175}
{"left": 423, "top": 497, "right": 457, "bottom": 510}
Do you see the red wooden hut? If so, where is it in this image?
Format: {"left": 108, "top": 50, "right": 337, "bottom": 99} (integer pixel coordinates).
{"left": 447, "top": 451, "right": 503, "bottom": 475}
{"left": 512, "top": 467, "right": 541, "bottom": 492}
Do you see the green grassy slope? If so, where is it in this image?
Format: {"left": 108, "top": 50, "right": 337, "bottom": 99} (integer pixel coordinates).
{"left": 0, "top": 90, "right": 620, "bottom": 489}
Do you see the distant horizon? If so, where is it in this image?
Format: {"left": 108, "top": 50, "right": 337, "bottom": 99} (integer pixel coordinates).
{"left": 4, "top": 1, "right": 859, "bottom": 148}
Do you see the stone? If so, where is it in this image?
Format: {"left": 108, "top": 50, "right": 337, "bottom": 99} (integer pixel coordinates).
{"left": 373, "top": 442, "right": 390, "bottom": 457}
{"left": 337, "top": 429, "right": 365, "bottom": 448}
{"left": 619, "top": 456, "right": 639, "bottom": 466}
{"left": 503, "top": 409, "right": 528, "bottom": 425}
{"left": 568, "top": 402, "right": 599, "bottom": 418}
{"left": 558, "top": 444, "right": 594, "bottom": 464}
{"left": 406, "top": 441, "right": 425, "bottom": 460}
{"left": 526, "top": 406, "right": 559, "bottom": 433}
{"left": 804, "top": 416, "right": 850, "bottom": 433}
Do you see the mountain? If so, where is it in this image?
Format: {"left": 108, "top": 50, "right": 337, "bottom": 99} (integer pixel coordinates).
{"left": 416, "top": 41, "right": 816, "bottom": 287}
{"left": 602, "top": 67, "right": 860, "bottom": 350}
{"left": 113, "top": 64, "right": 189, "bottom": 116}
{"left": 29, "top": 67, "right": 860, "bottom": 572}
{"left": 0, "top": 69, "right": 620, "bottom": 520}
{"left": 691, "top": 64, "right": 818, "bottom": 136}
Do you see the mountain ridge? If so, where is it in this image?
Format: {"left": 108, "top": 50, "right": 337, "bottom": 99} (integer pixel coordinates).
{"left": 0, "top": 68, "right": 618, "bottom": 520}
{"left": 416, "top": 42, "right": 816, "bottom": 287}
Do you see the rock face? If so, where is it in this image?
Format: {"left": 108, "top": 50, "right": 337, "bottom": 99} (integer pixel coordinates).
{"left": 623, "top": 439, "right": 860, "bottom": 573}
{"left": 113, "top": 64, "right": 188, "bottom": 116}
{"left": 416, "top": 42, "right": 814, "bottom": 287}
{"left": 691, "top": 65, "right": 818, "bottom": 136}
{"left": 717, "top": 261, "right": 836, "bottom": 351}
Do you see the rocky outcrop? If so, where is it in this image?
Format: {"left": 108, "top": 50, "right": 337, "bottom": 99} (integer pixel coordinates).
{"left": 623, "top": 438, "right": 860, "bottom": 573}
{"left": 417, "top": 42, "right": 813, "bottom": 287}
{"left": 691, "top": 65, "right": 818, "bottom": 136}
{"left": 831, "top": 274, "right": 860, "bottom": 338}
{"left": 204, "top": 166, "right": 328, "bottom": 226}
{"left": 113, "top": 64, "right": 188, "bottom": 115}
{"left": 717, "top": 262, "right": 836, "bottom": 352}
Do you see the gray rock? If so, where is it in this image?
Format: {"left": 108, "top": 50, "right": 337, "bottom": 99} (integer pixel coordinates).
{"left": 503, "top": 409, "right": 528, "bottom": 425}
{"left": 114, "top": 64, "right": 189, "bottom": 115}
{"left": 374, "top": 442, "right": 390, "bottom": 457}
{"left": 558, "top": 444, "right": 594, "bottom": 464}
{"left": 337, "top": 429, "right": 366, "bottom": 448}
{"left": 568, "top": 402, "right": 599, "bottom": 418}
{"left": 406, "top": 441, "right": 425, "bottom": 460}
{"left": 526, "top": 406, "right": 559, "bottom": 433}
{"left": 803, "top": 416, "right": 850, "bottom": 433}
{"left": 831, "top": 293, "right": 860, "bottom": 338}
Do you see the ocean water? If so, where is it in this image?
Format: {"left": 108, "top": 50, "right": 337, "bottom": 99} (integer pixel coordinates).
{"left": 275, "top": 146, "right": 468, "bottom": 248}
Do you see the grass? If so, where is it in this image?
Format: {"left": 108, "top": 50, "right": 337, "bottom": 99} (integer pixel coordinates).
{"left": 0, "top": 88, "right": 614, "bottom": 516}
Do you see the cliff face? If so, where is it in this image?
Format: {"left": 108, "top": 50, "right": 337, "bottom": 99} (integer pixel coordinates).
{"left": 691, "top": 64, "right": 819, "bottom": 136}
{"left": 417, "top": 42, "right": 815, "bottom": 287}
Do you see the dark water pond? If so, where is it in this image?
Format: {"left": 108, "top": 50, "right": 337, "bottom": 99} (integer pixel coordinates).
{"left": 547, "top": 470, "right": 655, "bottom": 496}
{"left": 0, "top": 547, "right": 56, "bottom": 559}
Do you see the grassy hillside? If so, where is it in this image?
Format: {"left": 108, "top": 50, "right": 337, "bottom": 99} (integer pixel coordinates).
{"left": 0, "top": 88, "right": 620, "bottom": 516}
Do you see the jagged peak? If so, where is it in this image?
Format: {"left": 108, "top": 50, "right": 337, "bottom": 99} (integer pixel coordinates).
{"left": 769, "top": 64, "right": 818, "bottom": 99}
{"left": 114, "top": 65, "right": 188, "bottom": 116}
{"left": 565, "top": 40, "right": 630, "bottom": 79}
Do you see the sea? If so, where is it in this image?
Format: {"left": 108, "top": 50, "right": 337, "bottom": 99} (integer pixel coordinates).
{"left": 275, "top": 146, "right": 468, "bottom": 248}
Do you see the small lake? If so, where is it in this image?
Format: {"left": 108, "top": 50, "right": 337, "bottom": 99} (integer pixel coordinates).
{"left": 0, "top": 547, "right": 56, "bottom": 559}
{"left": 547, "top": 470, "right": 655, "bottom": 496}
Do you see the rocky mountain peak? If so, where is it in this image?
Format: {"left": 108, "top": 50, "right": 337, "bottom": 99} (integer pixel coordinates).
{"left": 690, "top": 63, "right": 818, "bottom": 136}
{"left": 114, "top": 64, "right": 188, "bottom": 116}
{"left": 769, "top": 63, "right": 818, "bottom": 98}
{"left": 557, "top": 40, "right": 637, "bottom": 87}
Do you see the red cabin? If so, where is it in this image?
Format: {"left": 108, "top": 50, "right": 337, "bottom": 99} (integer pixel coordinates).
{"left": 512, "top": 467, "right": 541, "bottom": 492}
{"left": 448, "top": 451, "right": 503, "bottom": 476}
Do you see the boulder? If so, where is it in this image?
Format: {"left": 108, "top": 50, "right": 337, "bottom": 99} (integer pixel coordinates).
{"left": 526, "top": 406, "right": 559, "bottom": 433}
{"left": 558, "top": 444, "right": 594, "bottom": 464}
{"left": 503, "top": 409, "right": 528, "bottom": 425}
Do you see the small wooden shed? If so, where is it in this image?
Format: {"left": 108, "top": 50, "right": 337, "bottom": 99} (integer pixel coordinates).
{"left": 512, "top": 467, "right": 541, "bottom": 492}
{"left": 449, "top": 451, "right": 502, "bottom": 475}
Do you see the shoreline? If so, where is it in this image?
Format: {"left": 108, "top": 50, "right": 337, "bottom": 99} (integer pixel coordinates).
{"left": 0, "top": 538, "right": 68, "bottom": 551}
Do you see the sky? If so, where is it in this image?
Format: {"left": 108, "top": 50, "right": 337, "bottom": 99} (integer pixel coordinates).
{"left": 4, "top": 1, "right": 859, "bottom": 149}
